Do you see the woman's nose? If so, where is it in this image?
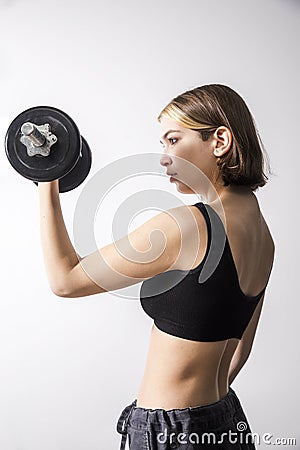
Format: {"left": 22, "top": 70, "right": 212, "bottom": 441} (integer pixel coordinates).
{"left": 160, "top": 154, "right": 172, "bottom": 167}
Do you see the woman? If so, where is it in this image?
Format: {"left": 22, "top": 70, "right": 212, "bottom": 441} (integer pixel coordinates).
{"left": 38, "top": 84, "right": 275, "bottom": 449}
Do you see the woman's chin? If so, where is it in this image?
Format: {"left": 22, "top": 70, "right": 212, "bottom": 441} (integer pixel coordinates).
{"left": 171, "top": 180, "right": 192, "bottom": 194}
{"left": 174, "top": 180, "right": 195, "bottom": 194}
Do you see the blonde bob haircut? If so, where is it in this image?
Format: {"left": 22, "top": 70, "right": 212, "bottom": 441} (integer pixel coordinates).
{"left": 157, "top": 84, "right": 272, "bottom": 191}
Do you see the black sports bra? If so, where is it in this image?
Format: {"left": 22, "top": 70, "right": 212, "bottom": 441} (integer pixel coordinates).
{"left": 140, "top": 202, "right": 267, "bottom": 342}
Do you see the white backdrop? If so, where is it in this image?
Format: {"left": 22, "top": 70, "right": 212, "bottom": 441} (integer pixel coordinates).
{"left": 0, "top": 0, "right": 299, "bottom": 449}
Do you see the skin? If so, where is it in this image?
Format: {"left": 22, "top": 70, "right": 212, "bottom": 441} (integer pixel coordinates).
{"left": 38, "top": 116, "right": 275, "bottom": 411}
{"left": 135, "top": 117, "right": 275, "bottom": 409}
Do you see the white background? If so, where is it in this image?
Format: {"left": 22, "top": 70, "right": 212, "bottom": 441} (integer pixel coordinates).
{"left": 0, "top": 0, "right": 299, "bottom": 448}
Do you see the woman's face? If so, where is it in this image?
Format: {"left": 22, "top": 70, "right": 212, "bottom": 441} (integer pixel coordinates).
{"left": 159, "top": 116, "right": 218, "bottom": 195}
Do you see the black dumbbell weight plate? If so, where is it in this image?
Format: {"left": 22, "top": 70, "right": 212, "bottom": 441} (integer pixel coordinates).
{"left": 5, "top": 106, "right": 81, "bottom": 182}
{"left": 33, "top": 136, "right": 92, "bottom": 193}
{"left": 58, "top": 136, "right": 92, "bottom": 192}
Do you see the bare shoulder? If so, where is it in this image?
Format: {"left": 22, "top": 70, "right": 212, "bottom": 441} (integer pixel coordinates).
{"left": 142, "top": 204, "right": 207, "bottom": 272}
{"left": 225, "top": 195, "right": 276, "bottom": 257}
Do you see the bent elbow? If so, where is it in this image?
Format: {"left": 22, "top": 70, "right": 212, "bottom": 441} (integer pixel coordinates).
{"left": 51, "top": 285, "right": 72, "bottom": 298}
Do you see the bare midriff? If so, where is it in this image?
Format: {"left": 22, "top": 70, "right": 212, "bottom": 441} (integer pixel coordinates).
{"left": 136, "top": 323, "right": 240, "bottom": 410}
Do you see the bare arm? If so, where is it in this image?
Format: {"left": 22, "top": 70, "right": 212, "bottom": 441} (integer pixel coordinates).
{"left": 38, "top": 180, "right": 80, "bottom": 293}
{"left": 38, "top": 180, "right": 198, "bottom": 297}
{"left": 228, "top": 292, "right": 265, "bottom": 385}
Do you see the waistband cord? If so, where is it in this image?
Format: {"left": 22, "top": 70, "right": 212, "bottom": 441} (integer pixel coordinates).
{"left": 116, "top": 400, "right": 136, "bottom": 450}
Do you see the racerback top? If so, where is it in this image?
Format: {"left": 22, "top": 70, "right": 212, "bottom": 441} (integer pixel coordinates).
{"left": 140, "top": 202, "right": 267, "bottom": 342}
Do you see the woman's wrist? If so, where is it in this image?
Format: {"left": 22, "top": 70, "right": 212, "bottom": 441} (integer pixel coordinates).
{"left": 37, "top": 179, "right": 59, "bottom": 192}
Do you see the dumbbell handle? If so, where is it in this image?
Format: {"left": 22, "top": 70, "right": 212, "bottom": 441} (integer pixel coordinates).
{"left": 21, "top": 122, "right": 46, "bottom": 147}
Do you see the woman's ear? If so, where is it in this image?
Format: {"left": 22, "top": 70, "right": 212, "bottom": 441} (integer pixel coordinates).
{"left": 212, "top": 126, "right": 232, "bottom": 157}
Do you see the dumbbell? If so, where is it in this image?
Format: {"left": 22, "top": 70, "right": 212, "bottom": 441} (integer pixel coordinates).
{"left": 5, "top": 106, "right": 92, "bottom": 193}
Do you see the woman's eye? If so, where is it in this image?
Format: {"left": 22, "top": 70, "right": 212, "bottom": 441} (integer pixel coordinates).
{"left": 160, "top": 138, "right": 177, "bottom": 148}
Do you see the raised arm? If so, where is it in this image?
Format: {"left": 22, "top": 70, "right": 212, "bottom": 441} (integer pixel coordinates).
{"left": 38, "top": 181, "right": 200, "bottom": 298}
{"left": 38, "top": 180, "right": 80, "bottom": 293}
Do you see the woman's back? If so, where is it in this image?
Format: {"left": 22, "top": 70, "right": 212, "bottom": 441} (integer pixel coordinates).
{"left": 137, "top": 191, "right": 275, "bottom": 410}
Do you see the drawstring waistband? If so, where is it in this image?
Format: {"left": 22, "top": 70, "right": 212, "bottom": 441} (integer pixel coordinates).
{"left": 116, "top": 399, "right": 137, "bottom": 450}
{"left": 116, "top": 388, "right": 239, "bottom": 450}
